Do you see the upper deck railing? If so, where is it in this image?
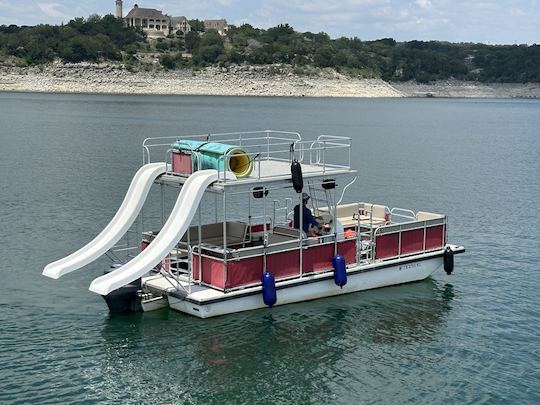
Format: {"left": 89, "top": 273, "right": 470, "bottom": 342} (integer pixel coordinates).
{"left": 142, "top": 130, "right": 302, "bottom": 164}
{"left": 142, "top": 130, "right": 353, "bottom": 183}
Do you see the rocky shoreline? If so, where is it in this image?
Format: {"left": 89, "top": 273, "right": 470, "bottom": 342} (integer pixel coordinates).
{"left": 1, "top": 63, "right": 539, "bottom": 99}
{"left": 392, "top": 80, "right": 540, "bottom": 99}
{"left": 0, "top": 63, "right": 402, "bottom": 98}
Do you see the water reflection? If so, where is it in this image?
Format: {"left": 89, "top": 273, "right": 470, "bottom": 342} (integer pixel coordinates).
{"left": 97, "top": 278, "right": 455, "bottom": 403}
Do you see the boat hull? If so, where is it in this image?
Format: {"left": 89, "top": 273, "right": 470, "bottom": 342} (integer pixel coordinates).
{"left": 168, "top": 254, "right": 445, "bottom": 318}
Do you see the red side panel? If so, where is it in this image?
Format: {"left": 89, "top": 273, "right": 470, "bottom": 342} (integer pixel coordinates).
{"left": 305, "top": 244, "right": 333, "bottom": 272}
{"left": 193, "top": 256, "right": 226, "bottom": 289}
{"left": 192, "top": 239, "right": 359, "bottom": 289}
{"left": 401, "top": 229, "right": 424, "bottom": 255}
{"left": 339, "top": 239, "right": 357, "bottom": 264}
{"left": 425, "top": 225, "right": 445, "bottom": 250}
{"left": 172, "top": 150, "right": 192, "bottom": 174}
{"left": 226, "top": 256, "right": 263, "bottom": 288}
{"left": 267, "top": 240, "right": 357, "bottom": 278}
{"left": 267, "top": 249, "right": 303, "bottom": 279}
{"left": 375, "top": 233, "right": 399, "bottom": 259}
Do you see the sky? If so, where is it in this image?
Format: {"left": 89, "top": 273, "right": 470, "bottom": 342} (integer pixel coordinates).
{"left": 0, "top": 0, "right": 538, "bottom": 44}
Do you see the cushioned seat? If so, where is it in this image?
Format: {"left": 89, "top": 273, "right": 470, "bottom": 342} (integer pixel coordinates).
{"left": 316, "top": 203, "right": 359, "bottom": 229}
{"left": 358, "top": 203, "right": 390, "bottom": 227}
{"left": 416, "top": 211, "right": 444, "bottom": 220}
{"left": 315, "top": 202, "right": 391, "bottom": 229}
{"left": 180, "top": 222, "right": 248, "bottom": 247}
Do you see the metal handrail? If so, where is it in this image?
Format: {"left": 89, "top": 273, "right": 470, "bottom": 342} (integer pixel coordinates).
{"left": 390, "top": 207, "right": 416, "bottom": 223}
{"left": 336, "top": 177, "right": 357, "bottom": 206}
{"left": 144, "top": 131, "right": 352, "bottom": 173}
{"left": 372, "top": 216, "right": 448, "bottom": 260}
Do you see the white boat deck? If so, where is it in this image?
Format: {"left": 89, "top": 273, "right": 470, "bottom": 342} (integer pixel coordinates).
{"left": 159, "top": 158, "right": 356, "bottom": 189}
{"left": 143, "top": 273, "right": 250, "bottom": 301}
{"left": 144, "top": 267, "right": 338, "bottom": 303}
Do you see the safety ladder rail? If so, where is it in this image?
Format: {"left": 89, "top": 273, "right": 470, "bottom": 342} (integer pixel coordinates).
{"left": 352, "top": 210, "right": 376, "bottom": 264}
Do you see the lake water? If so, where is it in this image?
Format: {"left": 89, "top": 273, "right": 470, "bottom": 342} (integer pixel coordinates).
{"left": 0, "top": 93, "right": 539, "bottom": 404}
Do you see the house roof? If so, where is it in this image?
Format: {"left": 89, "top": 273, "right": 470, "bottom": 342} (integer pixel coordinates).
{"left": 171, "top": 16, "right": 189, "bottom": 24}
{"left": 204, "top": 19, "right": 227, "bottom": 25}
{"left": 124, "top": 6, "right": 169, "bottom": 20}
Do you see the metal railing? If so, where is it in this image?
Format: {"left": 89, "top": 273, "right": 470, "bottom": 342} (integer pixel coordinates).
{"left": 143, "top": 130, "right": 353, "bottom": 183}
{"left": 389, "top": 207, "right": 416, "bottom": 223}
{"left": 190, "top": 230, "right": 355, "bottom": 293}
{"left": 143, "top": 130, "right": 302, "bottom": 164}
{"left": 372, "top": 216, "right": 447, "bottom": 260}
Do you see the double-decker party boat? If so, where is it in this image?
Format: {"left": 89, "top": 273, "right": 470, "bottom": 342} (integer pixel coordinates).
{"left": 43, "top": 131, "right": 464, "bottom": 318}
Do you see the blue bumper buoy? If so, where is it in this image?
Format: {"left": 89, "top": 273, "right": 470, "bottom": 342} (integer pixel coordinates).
{"left": 333, "top": 254, "right": 347, "bottom": 288}
{"left": 262, "top": 272, "right": 277, "bottom": 307}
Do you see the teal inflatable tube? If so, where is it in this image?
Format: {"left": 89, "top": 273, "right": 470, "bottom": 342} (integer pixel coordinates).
{"left": 172, "top": 140, "right": 253, "bottom": 177}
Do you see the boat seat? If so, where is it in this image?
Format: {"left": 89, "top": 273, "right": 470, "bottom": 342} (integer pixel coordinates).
{"left": 416, "top": 211, "right": 444, "bottom": 221}
{"left": 267, "top": 233, "right": 296, "bottom": 244}
{"left": 358, "top": 203, "right": 390, "bottom": 227}
{"left": 272, "top": 226, "right": 319, "bottom": 245}
{"left": 315, "top": 202, "right": 389, "bottom": 229}
{"left": 273, "top": 225, "right": 302, "bottom": 238}
{"left": 315, "top": 203, "right": 359, "bottom": 228}
{"left": 180, "top": 222, "right": 249, "bottom": 247}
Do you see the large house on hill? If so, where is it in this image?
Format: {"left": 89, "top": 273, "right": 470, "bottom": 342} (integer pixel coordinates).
{"left": 115, "top": 1, "right": 228, "bottom": 38}
{"left": 124, "top": 5, "right": 174, "bottom": 37}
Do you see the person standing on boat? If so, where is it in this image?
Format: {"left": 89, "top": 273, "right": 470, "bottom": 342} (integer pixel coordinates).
{"left": 294, "top": 193, "right": 321, "bottom": 234}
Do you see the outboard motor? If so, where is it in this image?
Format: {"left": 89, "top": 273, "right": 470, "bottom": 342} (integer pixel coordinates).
{"left": 102, "top": 264, "right": 143, "bottom": 313}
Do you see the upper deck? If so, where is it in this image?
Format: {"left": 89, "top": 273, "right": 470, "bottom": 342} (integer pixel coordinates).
{"left": 142, "top": 130, "right": 357, "bottom": 190}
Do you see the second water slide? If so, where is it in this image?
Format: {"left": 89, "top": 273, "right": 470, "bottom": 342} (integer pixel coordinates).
{"left": 89, "top": 169, "right": 236, "bottom": 295}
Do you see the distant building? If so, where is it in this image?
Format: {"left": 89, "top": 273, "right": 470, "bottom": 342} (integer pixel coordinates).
{"left": 204, "top": 19, "right": 229, "bottom": 35}
{"left": 170, "top": 16, "right": 191, "bottom": 35}
{"left": 124, "top": 4, "right": 171, "bottom": 37}
{"left": 115, "top": 2, "right": 230, "bottom": 39}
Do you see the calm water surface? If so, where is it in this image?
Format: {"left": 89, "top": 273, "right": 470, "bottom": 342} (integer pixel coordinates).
{"left": 0, "top": 93, "right": 539, "bottom": 404}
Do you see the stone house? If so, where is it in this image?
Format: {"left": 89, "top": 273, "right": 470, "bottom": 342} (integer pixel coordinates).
{"left": 115, "top": 2, "right": 228, "bottom": 38}
{"left": 170, "top": 16, "right": 191, "bottom": 35}
{"left": 204, "top": 19, "right": 229, "bottom": 35}
{"left": 116, "top": 2, "right": 191, "bottom": 38}
{"left": 123, "top": 4, "right": 171, "bottom": 37}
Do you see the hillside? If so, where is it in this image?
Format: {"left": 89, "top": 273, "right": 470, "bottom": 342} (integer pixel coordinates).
{"left": 1, "top": 15, "right": 539, "bottom": 84}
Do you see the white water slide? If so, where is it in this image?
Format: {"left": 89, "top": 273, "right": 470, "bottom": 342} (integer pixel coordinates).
{"left": 89, "top": 169, "right": 235, "bottom": 296}
{"left": 43, "top": 162, "right": 168, "bottom": 279}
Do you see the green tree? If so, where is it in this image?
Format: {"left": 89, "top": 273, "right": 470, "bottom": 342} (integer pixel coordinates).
{"left": 184, "top": 31, "right": 200, "bottom": 52}
{"left": 160, "top": 53, "right": 176, "bottom": 69}
{"left": 193, "top": 31, "right": 225, "bottom": 64}
{"left": 155, "top": 38, "right": 169, "bottom": 52}
{"left": 314, "top": 44, "right": 335, "bottom": 67}
{"left": 189, "top": 19, "right": 205, "bottom": 32}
